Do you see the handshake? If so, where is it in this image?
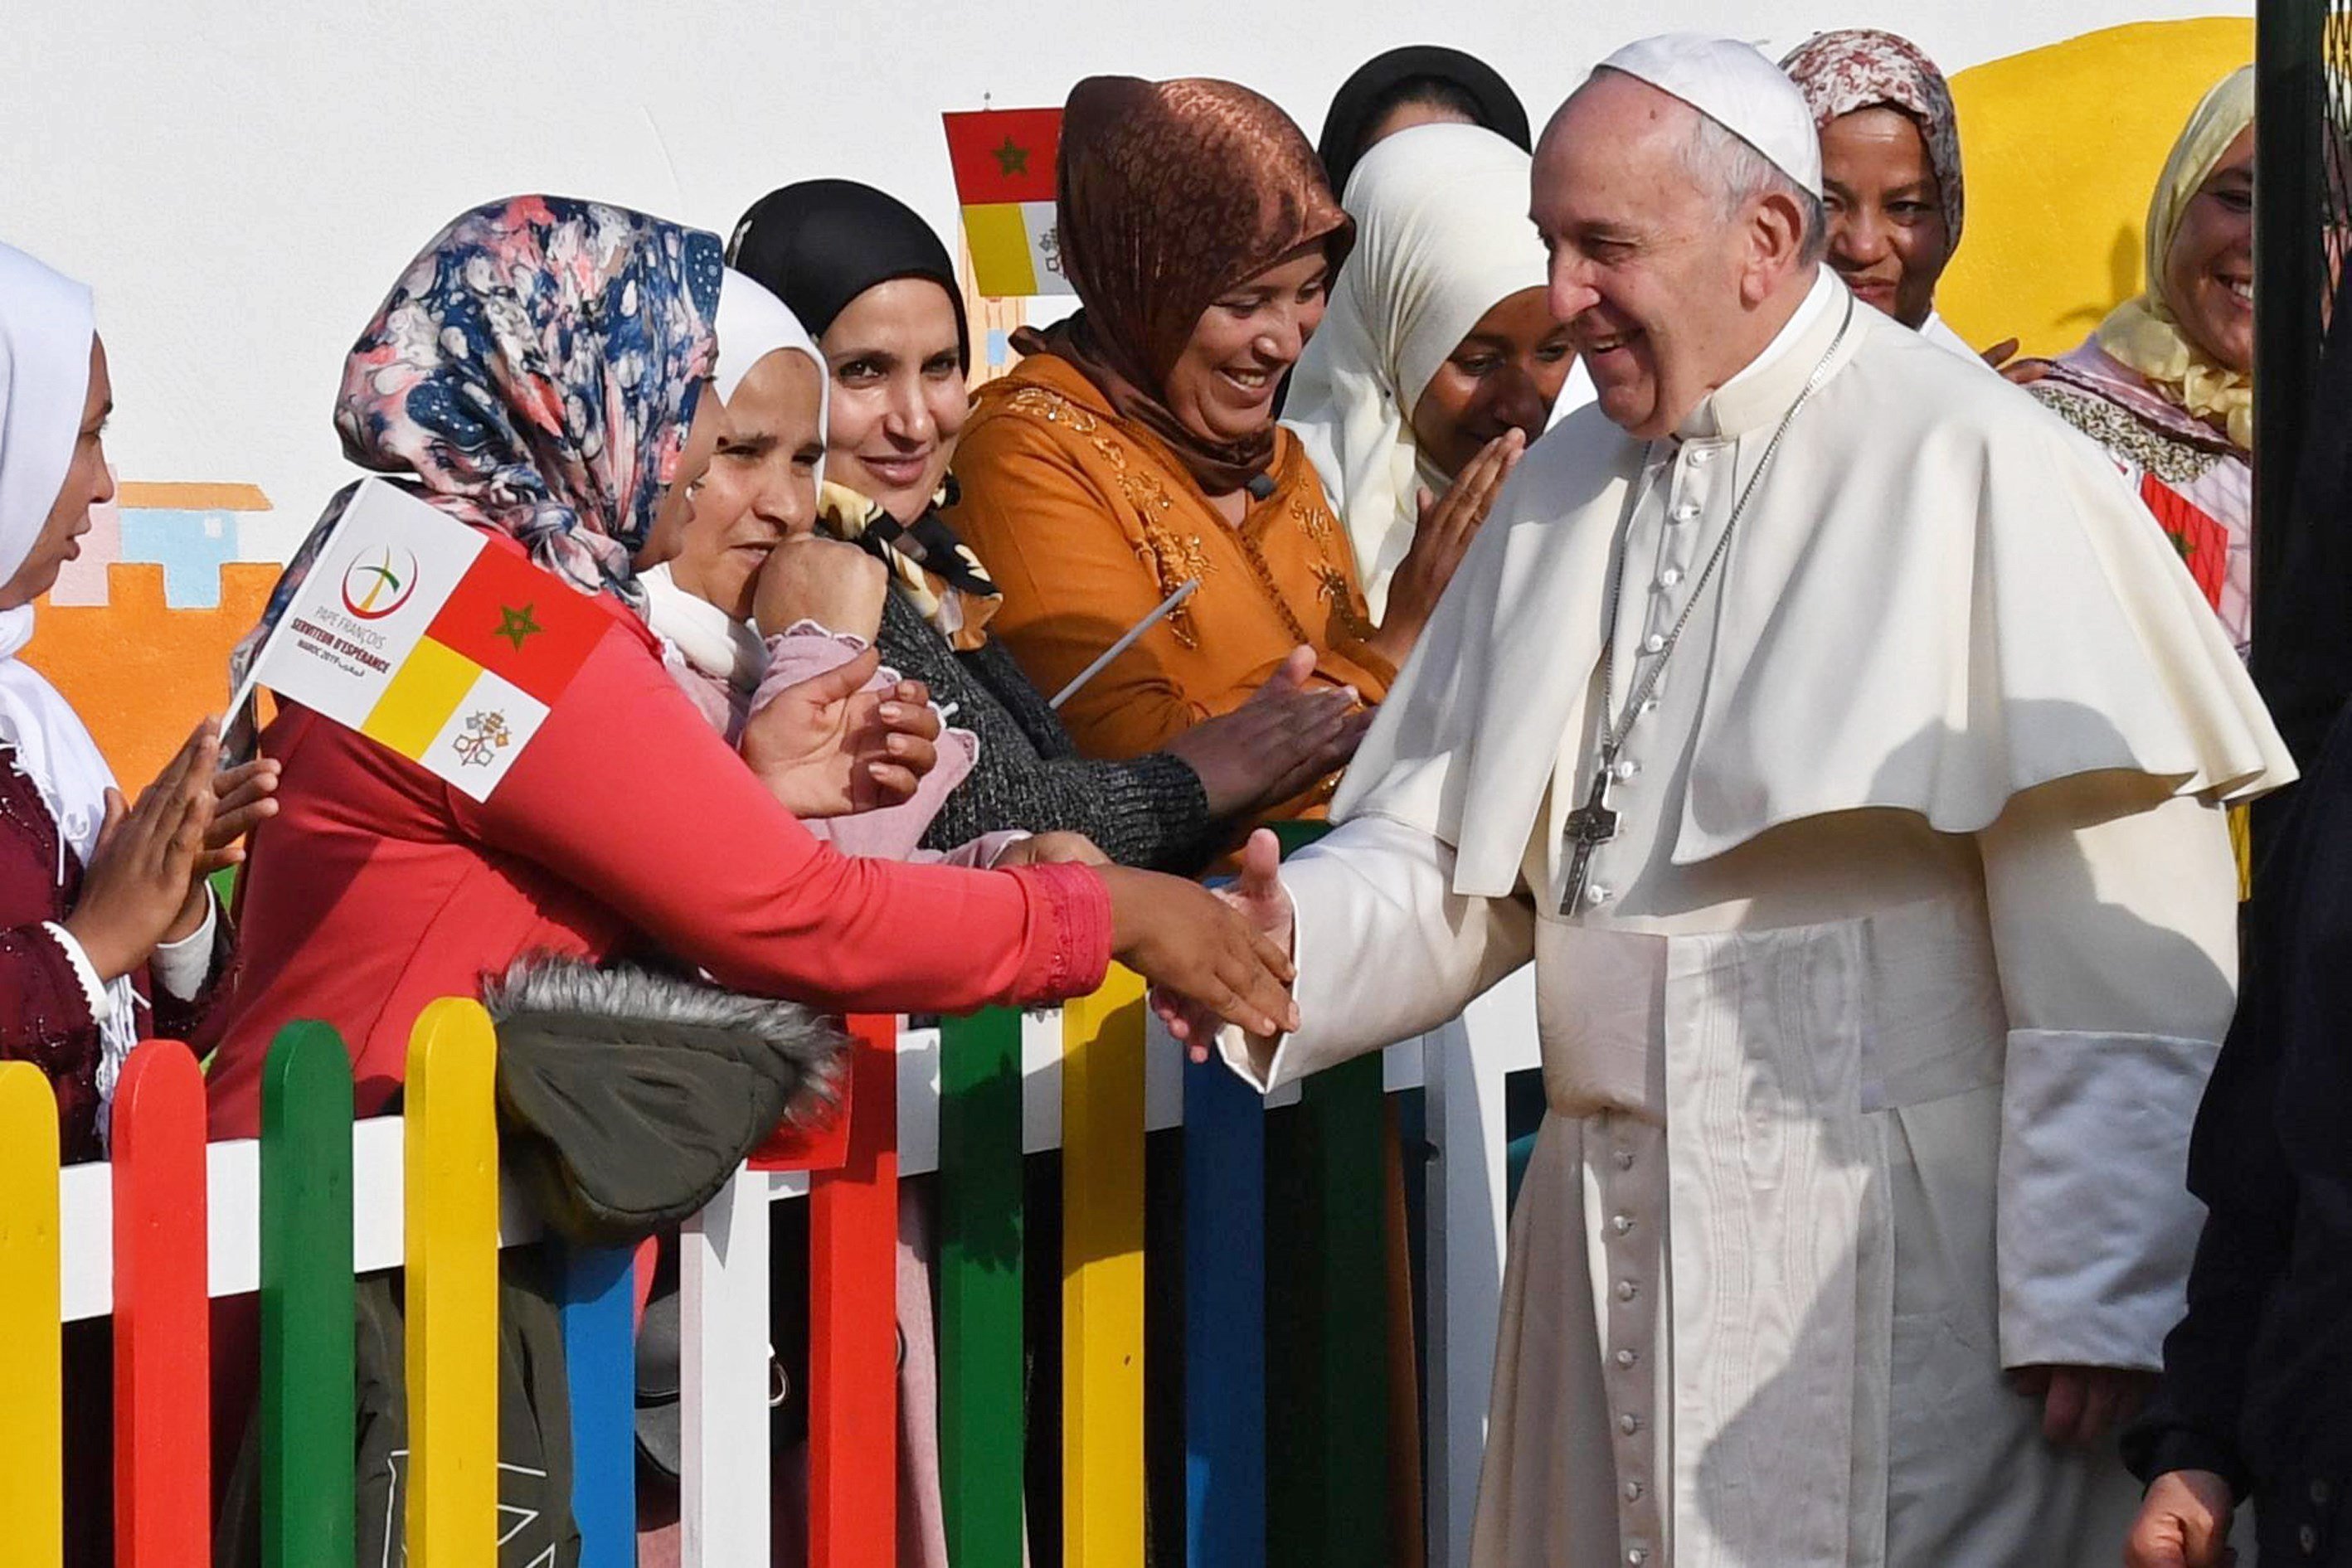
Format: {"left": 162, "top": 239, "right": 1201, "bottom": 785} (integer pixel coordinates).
{"left": 1130, "top": 828, "right": 1299, "bottom": 1056}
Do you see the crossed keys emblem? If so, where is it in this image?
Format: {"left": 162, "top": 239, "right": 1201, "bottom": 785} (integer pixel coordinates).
{"left": 452, "top": 710, "right": 513, "bottom": 769}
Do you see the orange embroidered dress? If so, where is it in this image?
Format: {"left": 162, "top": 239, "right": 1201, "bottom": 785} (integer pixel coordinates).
{"left": 947, "top": 352, "right": 1393, "bottom": 816}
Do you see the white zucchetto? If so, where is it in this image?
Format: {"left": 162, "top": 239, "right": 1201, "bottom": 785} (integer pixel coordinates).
{"left": 1593, "top": 33, "right": 1825, "bottom": 198}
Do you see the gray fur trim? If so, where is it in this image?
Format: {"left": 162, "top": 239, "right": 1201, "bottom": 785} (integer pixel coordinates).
{"left": 484, "top": 953, "right": 845, "bottom": 1115}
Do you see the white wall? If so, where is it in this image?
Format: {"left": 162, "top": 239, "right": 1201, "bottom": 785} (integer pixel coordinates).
{"left": 2, "top": 0, "right": 2248, "bottom": 546}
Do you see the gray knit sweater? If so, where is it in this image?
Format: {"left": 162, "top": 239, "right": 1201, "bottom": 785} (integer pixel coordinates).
{"left": 879, "top": 590, "right": 1222, "bottom": 873}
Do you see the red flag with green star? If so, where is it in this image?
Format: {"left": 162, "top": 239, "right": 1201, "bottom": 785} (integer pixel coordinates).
{"left": 234, "top": 479, "right": 615, "bottom": 801}
{"left": 941, "top": 108, "right": 1072, "bottom": 298}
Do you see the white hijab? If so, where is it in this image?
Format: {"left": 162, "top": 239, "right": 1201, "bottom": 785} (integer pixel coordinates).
{"left": 0, "top": 241, "right": 140, "bottom": 1082}
{"left": 644, "top": 269, "right": 830, "bottom": 702}
{"left": 1283, "top": 124, "right": 1555, "bottom": 619}
{"left": 0, "top": 242, "right": 115, "bottom": 864}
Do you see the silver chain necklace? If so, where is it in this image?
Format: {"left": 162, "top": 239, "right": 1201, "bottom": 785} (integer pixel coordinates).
{"left": 1560, "top": 297, "right": 1855, "bottom": 915}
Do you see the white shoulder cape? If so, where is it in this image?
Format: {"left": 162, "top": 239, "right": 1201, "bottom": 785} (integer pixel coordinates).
{"left": 1333, "top": 292, "right": 2293, "bottom": 900}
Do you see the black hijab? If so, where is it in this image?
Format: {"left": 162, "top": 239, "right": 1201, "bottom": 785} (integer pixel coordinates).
{"left": 1316, "top": 46, "right": 1531, "bottom": 197}
{"left": 727, "top": 179, "right": 969, "bottom": 369}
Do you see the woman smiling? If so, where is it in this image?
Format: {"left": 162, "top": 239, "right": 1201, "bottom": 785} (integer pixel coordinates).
{"left": 948, "top": 76, "right": 1419, "bottom": 822}
{"left": 1283, "top": 122, "right": 1573, "bottom": 621}
{"left": 1781, "top": 29, "right": 1973, "bottom": 353}
{"left": 729, "top": 178, "right": 1366, "bottom": 867}
{"left": 2023, "top": 66, "right": 2256, "bottom": 658}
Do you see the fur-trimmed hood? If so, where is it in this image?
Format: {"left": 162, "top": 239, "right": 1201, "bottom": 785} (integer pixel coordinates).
{"left": 484, "top": 954, "right": 847, "bottom": 1247}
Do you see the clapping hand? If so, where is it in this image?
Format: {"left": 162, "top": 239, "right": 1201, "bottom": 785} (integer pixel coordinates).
{"left": 1162, "top": 648, "right": 1372, "bottom": 819}
{"left": 64, "top": 716, "right": 225, "bottom": 983}
{"left": 1149, "top": 828, "right": 1296, "bottom": 1059}
{"left": 1366, "top": 426, "right": 1526, "bottom": 668}
{"left": 740, "top": 647, "right": 941, "bottom": 818}
{"left": 202, "top": 755, "right": 280, "bottom": 878}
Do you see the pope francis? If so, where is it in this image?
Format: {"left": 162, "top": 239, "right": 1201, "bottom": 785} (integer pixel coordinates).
{"left": 1159, "top": 34, "right": 2292, "bottom": 1568}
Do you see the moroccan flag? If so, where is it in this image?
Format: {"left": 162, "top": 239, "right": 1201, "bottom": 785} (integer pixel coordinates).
{"left": 942, "top": 108, "right": 1072, "bottom": 298}
{"left": 235, "top": 479, "right": 610, "bottom": 800}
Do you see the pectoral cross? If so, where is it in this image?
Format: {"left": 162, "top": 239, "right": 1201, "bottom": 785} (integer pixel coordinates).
{"left": 1560, "top": 764, "right": 1619, "bottom": 915}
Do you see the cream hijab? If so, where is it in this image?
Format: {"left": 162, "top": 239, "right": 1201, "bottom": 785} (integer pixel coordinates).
{"left": 0, "top": 241, "right": 141, "bottom": 1088}
{"left": 641, "top": 268, "right": 829, "bottom": 709}
{"left": 1283, "top": 123, "right": 1553, "bottom": 619}
{"left": 2096, "top": 65, "right": 2256, "bottom": 450}
{"left": 0, "top": 243, "right": 115, "bottom": 864}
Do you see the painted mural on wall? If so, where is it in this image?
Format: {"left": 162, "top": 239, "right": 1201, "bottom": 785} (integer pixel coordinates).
{"left": 20, "top": 17, "right": 2253, "bottom": 795}
{"left": 23, "top": 480, "right": 279, "bottom": 792}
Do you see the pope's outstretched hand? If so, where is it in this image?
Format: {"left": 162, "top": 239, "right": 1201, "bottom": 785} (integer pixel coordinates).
{"left": 1154, "top": 828, "right": 1298, "bottom": 1062}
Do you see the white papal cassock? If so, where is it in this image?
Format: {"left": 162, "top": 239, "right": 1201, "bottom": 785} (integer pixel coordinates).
{"left": 1219, "top": 272, "right": 2294, "bottom": 1567}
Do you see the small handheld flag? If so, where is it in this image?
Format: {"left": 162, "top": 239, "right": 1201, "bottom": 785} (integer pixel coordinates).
{"left": 942, "top": 108, "right": 1072, "bottom": 299}
{"left": 233, "top": 480, "right": 610, "bottom": 800}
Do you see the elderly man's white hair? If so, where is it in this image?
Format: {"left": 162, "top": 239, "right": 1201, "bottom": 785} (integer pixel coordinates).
{"left": 1585, "top": 34, "right": 1830, "bottom": 265}
{"left": 1674, "top": 101, "right": 1830, "bottom": 265}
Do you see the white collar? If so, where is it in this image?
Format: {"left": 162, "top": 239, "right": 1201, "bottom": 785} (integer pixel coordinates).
{"left": 1674, "top": 269, "right": 1844, "bottom": 442}
{"left": 638, "top": 563, "right": 767, "bottom": 692}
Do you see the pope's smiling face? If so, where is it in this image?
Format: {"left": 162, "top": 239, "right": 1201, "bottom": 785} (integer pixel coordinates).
{"left": 1533, "top": 72, "right": 1814, "bottom": 439}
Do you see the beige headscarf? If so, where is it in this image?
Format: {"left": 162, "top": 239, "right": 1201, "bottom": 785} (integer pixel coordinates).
{"left": 2096, "top": 65, "right": 2256, "bottom": 450}
{"left": 1281, "top": 124, "right": 1551, "bottom": 620}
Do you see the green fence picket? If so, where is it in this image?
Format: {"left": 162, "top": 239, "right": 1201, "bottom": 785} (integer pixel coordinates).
{"left": 260, "top": 1022, "right": 356, "bottom": 1568}
{"left": 937, "top": 1007, "right": 1026, "bottom": 1562}
{"left": 1265, "top": 820, "right": 1388, "bottom": 1567}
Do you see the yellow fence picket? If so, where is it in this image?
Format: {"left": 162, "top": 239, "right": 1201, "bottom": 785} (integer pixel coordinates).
{"left": 0, "top": 1064, "right": 61, "bottom": 1568}
{"left": 1061, "top": 966, "right": 1148, "bottom": 1566}
{"left": 405, "top": 998, "right": 500, "bottom": 1566}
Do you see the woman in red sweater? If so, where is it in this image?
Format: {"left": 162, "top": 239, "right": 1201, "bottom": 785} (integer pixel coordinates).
{"left": 199, "top": 196, "right": 1294, "bottom": 1139}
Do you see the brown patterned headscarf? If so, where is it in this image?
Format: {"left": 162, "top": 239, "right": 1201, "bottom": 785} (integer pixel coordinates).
{"left": 1013, "top": 75, "right": 1355, "bottom": 495}
{"left": 1781, "top": 30, "right": 1965, "bottom": 243}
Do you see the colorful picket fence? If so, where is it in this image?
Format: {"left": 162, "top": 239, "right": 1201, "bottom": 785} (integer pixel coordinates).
{"left": 0, "top": 967, "right": 1539, "bottom": 1568}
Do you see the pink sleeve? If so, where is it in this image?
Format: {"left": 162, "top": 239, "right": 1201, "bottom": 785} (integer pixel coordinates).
{"left": 755, "top": 625, "right": 983, "bottom": 864}
{"left": 457, "top": 626, "right": 1110, "bottom": 1011}
{"left": 749, "top": 623, "right": 873, "bottom": 712}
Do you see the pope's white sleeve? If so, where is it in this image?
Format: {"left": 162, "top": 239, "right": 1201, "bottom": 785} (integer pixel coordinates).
{"left": 1217, "top": 813, "right": 1536, "bottom": 1095}
{"left": 1977, "top": 775, "right": 2239, "bottom": 1371}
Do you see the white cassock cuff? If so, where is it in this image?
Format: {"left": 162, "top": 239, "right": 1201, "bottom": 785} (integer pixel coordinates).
{"left": 1215, "top": 816, "right": 1534, "bottom": 1095}
{"left": 1995, "top": 1026, "right": 2222, "bottom": 1371}
{"left": 148, "top": 888, "right": 220, "bottom": 1001}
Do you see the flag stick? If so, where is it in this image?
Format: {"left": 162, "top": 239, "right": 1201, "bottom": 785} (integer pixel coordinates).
{"left": 1048, "top": 579, "right": 1198, "bottom": 711}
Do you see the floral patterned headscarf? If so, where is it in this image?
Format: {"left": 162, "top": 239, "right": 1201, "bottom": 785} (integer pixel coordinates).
{"left": 1781, "top": 29, "right": 1965, "bottom": 243}
{"left": 245, "top": 196, "right": 721, "bottom": 675}
{"left": 337, "top": 194, "right": 723, "bottom": 594}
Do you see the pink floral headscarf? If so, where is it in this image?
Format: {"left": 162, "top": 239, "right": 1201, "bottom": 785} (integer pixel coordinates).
{"left": 234, "top": 197, "right": 722, "bottom": 712}
{"left": 1781, "top": 29, "right": 1965, "bottom": 243}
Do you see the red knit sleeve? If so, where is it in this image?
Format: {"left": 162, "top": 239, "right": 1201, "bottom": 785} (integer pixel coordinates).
{"left": 455, "top": 626, "right": 1114, "bottom": 1013}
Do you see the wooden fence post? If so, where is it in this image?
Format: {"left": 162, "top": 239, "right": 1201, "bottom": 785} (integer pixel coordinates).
{"left": 937, "top": 1007, "right": 1025, "bottom": 1563}
{"left": 112, "top": 1041, "right": 212, "bottom": 1565}
{"left": 0, "top": 1063, "right": 61, "bottom": 1568}
{"left": 1183, "top": 1052, "right": 1266, "bottom": 1568}
{"left": 260, "top": 1022, "right": 357, "bottom": 1568}
{"left": 1262, "top": 821, "right": 1388, "bottom": 1568}
{"left": 561, "top": 1245, "right": 637, "bottom": 1568}
{"left": 681, "top": 1168, "right": 772, "bottom": 1566}
{"left": 406, "top": 998, "right": 501, "bottom": 1566}
{"left": 809, "top": 1013, "right": 899, "bottom": 1568}
{"left": 1062, "top": 968, "right": 1147, "bottom": 1566}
